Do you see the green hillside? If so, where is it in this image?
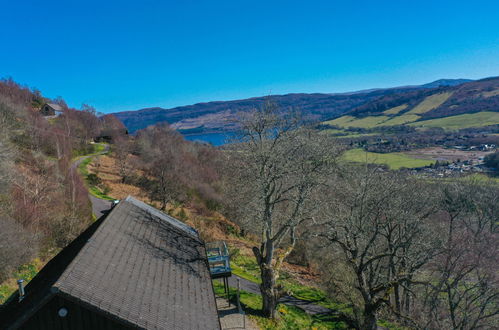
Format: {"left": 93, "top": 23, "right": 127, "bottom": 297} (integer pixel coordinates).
{"left": 383, "top": 104, "right": 408, "bottom": 115}
{"left": 409, "top": 111, "right": 499, "bottom": 130}
{"left": 407, "top": 92, "right": 453, "bottom": 114}
{"left": 381, "top": 114, "right": 420, "bottom": 126}
{"left": 343, "top": 116, "right": 389, "bottom": 128}
{"left": 324, "top": 115, "right": 356, "bottom": 126}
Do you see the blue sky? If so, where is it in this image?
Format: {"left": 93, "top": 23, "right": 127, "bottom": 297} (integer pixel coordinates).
{"left": 1, "top": 0, "right": 499, "bottom": 113}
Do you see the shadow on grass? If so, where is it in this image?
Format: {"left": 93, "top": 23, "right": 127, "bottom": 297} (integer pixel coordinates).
{"left": 213, "top": 280, "right": 349, "bottom": 329}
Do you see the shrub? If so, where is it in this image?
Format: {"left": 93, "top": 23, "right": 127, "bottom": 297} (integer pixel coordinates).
{"left": 86, "top": 173, "right": 101, "bottom": 186}
{"left": 0, "top": 216, "right": 37, "bottom": 282}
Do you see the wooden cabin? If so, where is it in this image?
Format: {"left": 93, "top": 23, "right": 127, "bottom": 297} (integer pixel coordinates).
{"left": 40, "top": 103, "right": 63, "bottom": 116}
{"left": 0, "top": 196, "right": 221, "bottom": 330}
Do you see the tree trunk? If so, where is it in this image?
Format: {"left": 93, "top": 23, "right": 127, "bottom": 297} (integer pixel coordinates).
{"left": 363, "top": 309, "right": 378, "bottom": 330}
{"left": 260, "top": 264, "right": 278, "bottom": 318}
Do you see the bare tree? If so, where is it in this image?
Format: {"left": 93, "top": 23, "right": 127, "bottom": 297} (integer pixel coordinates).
{"left": 136, "top": 124, "right": 184, "bottom": 211}
{"left": 318, "top": 166, "right": 439, "bottom": 329}
{"left": 113, "top": 136, "right": 133, "bottom": 183}
{"left": 223, "top": 101, "right": 340, "bottom": 318}
{"left": 418, "top": 182, "right": 499, "bottom": 330}
{"left": 0, "top": 215, "right": 37, "bottom": 282}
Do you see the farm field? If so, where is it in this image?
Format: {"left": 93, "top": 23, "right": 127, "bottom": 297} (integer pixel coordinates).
{"left": 342, "top": 148, "right": 436, "bottom": 169}
{"left": 407, "top": 92, "right": 453, "bottom": 114}
{"left": 405, "top": 147, "right": 494, "bottom": 162}
{"left": 409, "top": 111, "right": 499, "bottom": 130}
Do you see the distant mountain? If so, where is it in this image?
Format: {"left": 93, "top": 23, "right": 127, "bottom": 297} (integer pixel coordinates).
{"left": 112, "top": 78, "right": 476, "bottom": 136}
{"left": 419, "top": 78, "right": 473, "bottom": 89}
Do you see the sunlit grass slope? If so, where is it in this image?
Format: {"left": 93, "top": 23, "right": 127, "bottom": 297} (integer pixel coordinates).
{"left": 407, "top": 92, "right": 453, "bottom": 114}
{"left": 324, "top": 115, "right": 355, "bottom": 126}
{"left": 383, "top": 104, "right": 408, "bottom": 115}
{"left": 409, "top": 111, "right": 499, "bottom": 130}
{"left": 325, "top": 115, "right": 389, "bottom": 128}
{"left": 382, "top": 114, "right": 420, "bottom": 126}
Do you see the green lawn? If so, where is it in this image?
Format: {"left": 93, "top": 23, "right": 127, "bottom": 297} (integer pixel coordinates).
{"left": 220, "top": 252, "right": 349, "bottom": 329}
{"left": 230, "top": 253, "right": 348, "bottom": 311}
{"left": 212, "top": 281, "right": 346, "bottom": 330}
{"left": 383, "top": 104, "right": 408, "bottom": 115}
{"left": 407, "top": 92, "right": 453, "bottom": 114}
{"left": 409, "top": 111, "right": 499, "bottom": 130}
{"left": 342, "top": 148, "right": 435, "bottom": 169}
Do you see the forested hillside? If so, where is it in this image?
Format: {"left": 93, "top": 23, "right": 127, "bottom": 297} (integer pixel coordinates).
{"left": 112, "top": 78, "right": 489, "bottom": 138}
{"left": 0, "top": 78, "right": 124, "bottom": 289}
{"left": 326, "top": 77, "right": 499, "bottom": 130}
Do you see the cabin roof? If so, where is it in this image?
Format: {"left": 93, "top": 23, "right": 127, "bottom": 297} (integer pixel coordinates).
{"left": 0, "top": 196, "right": 220, "bottom": 330}
{"left": 45, "top": 103, "right": 63, "bottom": 111}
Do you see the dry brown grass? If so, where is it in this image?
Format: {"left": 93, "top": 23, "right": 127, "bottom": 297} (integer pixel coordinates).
{"left": 87, "top": 154, "right": 253, "bottom": 243}
{"left": 88, "top": 155, "right": 149, "bottom": 201}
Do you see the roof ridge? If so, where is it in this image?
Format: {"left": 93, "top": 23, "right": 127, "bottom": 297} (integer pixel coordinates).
{"left": 123, "top": 196, "right": 199, "bottom": 239}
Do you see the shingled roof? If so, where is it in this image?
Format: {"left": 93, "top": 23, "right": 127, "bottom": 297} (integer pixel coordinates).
{"left": 46, "top": 103, "right": 63, "bottom": 111}
{"left": 0, "top": 196, "right": 221, "bottom": 330}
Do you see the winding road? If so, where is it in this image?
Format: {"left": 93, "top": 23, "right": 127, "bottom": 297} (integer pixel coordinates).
{"left": 72, "top": 144, "right": 114, "bottom": 217}
{"left": 226, "top": 275, "right": 334, "bottom": 315}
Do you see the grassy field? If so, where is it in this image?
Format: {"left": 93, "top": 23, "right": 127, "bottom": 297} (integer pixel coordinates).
{"left": 381, "top": 114, "right": 420, "bottom": 126}
{"left": 407, "top": 92, "right": 453, "bottom": 114}
{"left": 342, "top": 148, "right": 435, "bottom": 169}
{"left": 409, "top": 111, "right": 499, "bottom": 130}
{"left": 383, "top": 104, "right": 408, "bottom": 115}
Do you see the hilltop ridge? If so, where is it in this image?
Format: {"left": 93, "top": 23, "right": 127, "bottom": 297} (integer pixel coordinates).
{"left": 113, "top": 78, "right": 476, "bottom": 136}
